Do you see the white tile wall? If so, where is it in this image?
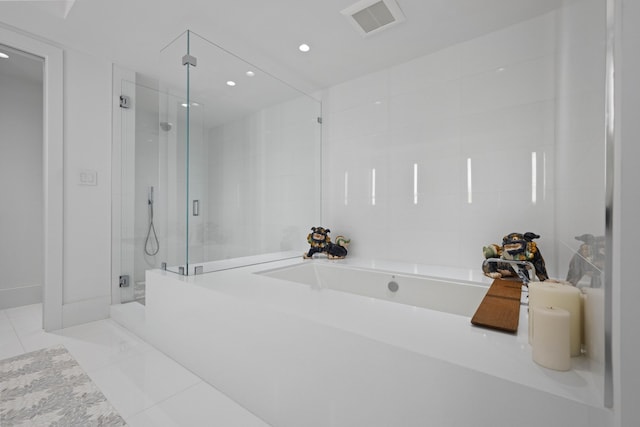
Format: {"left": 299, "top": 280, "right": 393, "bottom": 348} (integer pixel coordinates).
{"left": 323, "top": 1, "right": 605, "bottom": 279}
{"left": 206, "top": 96, "right": 321, "bottom": 260}
{"left": 553, "top": 0, "right": 606, "bottom": 277}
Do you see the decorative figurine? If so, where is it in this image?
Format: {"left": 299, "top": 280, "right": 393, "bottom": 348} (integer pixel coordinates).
{"left": 304, "top": 226, "right": 331, "bottom": 259}
{"left": 566, "top": 234, "right": 604, "bottom": 287}
{"left": 326, "top": 235, "right": 350, "bottom": 259}
{"left": 482, "top": 232, "right": 549, "bottom": 282}
{"left": 303, "top": 227, "right": 350, "bottom": 259}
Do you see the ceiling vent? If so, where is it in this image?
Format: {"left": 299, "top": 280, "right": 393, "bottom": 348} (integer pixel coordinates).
{"left": 341, "top": 0, "right": 406, "bottom": 37}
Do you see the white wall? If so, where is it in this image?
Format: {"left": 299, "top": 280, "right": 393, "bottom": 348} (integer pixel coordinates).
{"left": 322, "top": 4, "right": 604, "bottom": 281}
{"left": 0, "top": 65, "right": 43, "bottom": 308}
{"left": 554, "top": 0, "right": 606, "bottom": 281}
{"left": 61, "top": 49, "right": 113, "bottom": 326}
{"left": 553, "top": 0, "right": 608, "bottom": 391}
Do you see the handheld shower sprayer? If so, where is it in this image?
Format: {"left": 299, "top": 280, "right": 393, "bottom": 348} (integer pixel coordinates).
{"left": 144, "top": 186, "right": 160, "bottom": 256}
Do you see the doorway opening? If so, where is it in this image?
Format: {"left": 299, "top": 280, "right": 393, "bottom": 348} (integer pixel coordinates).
{"left": 0, "top": 26, "right": 64, "bottom": 332}
{"left": 0, "top": 44, "right": 44, "bottom": 309}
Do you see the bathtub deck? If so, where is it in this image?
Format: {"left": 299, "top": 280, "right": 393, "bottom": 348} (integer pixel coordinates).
{"left": 142, "top": 256, "right": 609, "bottom": 427}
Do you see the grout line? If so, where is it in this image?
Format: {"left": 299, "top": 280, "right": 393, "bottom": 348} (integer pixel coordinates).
{"left": 122, "top": 380, "right": 205, "bottom": 422}
{"left": 10, "top": 325, "right": 27, "bottom": 356}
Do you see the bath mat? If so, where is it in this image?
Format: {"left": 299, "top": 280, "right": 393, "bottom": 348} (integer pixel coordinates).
{"left": 0, "top": 345, "right": 127, "bottom": 426}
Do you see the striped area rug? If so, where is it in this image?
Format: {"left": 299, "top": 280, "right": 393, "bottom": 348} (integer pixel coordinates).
{"left": 0, "top": 345, "right": 126, "bottom": 426}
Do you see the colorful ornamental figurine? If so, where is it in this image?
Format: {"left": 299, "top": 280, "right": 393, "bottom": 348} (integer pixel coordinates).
{"left": 566, "top": 234, "right": 604, "bottom": 287}
{"left": 482, "top": 232, "right": 549, "bottom": 282}
{"left": 303, "top": 227, "right": 350, "bottom": 259}
{"left": 327, "top": 235, "right": 351, "bottom": 259}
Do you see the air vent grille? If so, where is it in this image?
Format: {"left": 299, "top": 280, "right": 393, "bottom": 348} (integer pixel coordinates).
{"left": 341, "top": 0, "right": 406, "bottom": 37}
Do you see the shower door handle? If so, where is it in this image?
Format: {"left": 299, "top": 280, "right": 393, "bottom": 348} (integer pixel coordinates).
{"left": 193, "top": 200, "right": 200, "bottom": 216}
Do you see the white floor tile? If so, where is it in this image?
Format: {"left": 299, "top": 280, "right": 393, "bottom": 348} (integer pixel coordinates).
{"left": 0, "top": 333, "right": 24, "bottom": 360}
{"left": 15, "top": 329, "right": 71, "bottom": 354}
{"left": 60, "top": 319, "right": 153, "bottom": 372}
{"left": 5, "top": 303, "right": 42, "bottom": 319}
{"left": 3, "top": 303, "right": 268, "bottom": 427}
{"left": 126, "top": 382, "right": 270, "bottom": 427}
{"left": 8, "top": 307, "right": 43, "bottom": 336}
{"left": 0, "top": 322, "right": 16, "bottom": 340}
{"left": 88, "top": 349, "right": 202, "bottom": 419}
{"left": 0, "top": 313, "right": 14, "bottom": 333}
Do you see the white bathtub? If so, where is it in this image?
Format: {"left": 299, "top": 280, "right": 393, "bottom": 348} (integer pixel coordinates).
{"left": 145, "top": 258, "right": 609, "bottom": 427}
{"left": 259, "top": 262, "right": 489, "bottom": 317}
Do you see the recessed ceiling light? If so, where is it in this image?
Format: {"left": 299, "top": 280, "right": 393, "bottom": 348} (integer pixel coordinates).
{"left": 298, "top": 44, "right": 310, "bottom": 52}
{"left": 191, "top": 102, "right": 199, "bottom": 107}
{"left": 181, "top": 103, "right": 189, "bottom": 107}
{"left": 226, "top": 80, "right": 236, "bottom": 87}
{"left": 0, "top": 52, "right": 8, "bottom": 59}
{"left": 246, "top": 71, "right": 255, "bottom": 77}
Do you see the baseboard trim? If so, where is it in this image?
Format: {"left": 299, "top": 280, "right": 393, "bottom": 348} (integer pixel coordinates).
{"left": 0, "top": 285, "right": 42, "bottom": 309}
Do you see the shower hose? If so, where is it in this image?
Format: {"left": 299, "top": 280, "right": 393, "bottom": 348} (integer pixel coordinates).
{"left": 144, "top": 196, "right": 160, "bottom": 256}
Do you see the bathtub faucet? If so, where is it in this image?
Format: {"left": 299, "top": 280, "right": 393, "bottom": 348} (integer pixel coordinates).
{"left": 482, "top": 258, "right": 537, "bottom": 285}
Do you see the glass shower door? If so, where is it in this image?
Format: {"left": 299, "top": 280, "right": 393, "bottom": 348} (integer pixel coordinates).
{"left": 118, "top": 78, "right": 189, "bottom": 302}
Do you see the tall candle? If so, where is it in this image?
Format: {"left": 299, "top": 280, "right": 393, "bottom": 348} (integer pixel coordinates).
{"left": 532, "top": 306, "right": 571, "bottom": 371}
{"left": 529, "top": 281, "right": 582, "bottom": 356}
{"left": 580, "top": 293, "right": 587, "bottom": 346}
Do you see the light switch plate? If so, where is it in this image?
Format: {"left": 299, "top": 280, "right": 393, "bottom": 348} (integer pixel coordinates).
{"left": 79, "top": 169, "right": 97, "bottom": 186}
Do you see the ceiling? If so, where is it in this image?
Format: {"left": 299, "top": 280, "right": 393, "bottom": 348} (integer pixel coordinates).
{"left": 0, "top": 0, "right": 565, "bottom": 96}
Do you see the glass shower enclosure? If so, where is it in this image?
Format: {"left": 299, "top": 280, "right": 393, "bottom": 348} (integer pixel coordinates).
{"left": 118, "top": 30, "right": 321, "bottom": 302}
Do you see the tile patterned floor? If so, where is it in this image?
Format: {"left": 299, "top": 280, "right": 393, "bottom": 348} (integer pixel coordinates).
{"left": 0, "top": 304, "right": 269, "bottom": 427}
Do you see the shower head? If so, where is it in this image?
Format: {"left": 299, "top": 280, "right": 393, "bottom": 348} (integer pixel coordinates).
{"left": 160, "top": 121, "right": 173, "bottom": 131}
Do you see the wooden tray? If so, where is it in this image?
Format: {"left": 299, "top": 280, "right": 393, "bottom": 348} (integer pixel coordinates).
{"left": 471, "top": 279, "right": 523, "bottom": 333}
{"left": 486, "top": 280, "right": 522, "bottom": 299}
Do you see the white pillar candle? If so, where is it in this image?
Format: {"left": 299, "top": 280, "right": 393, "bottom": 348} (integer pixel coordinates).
{"left": 532, "top": 306, "right": 571, "bottom": 371}
{"left": 580, "top": 292, "right": 587, "bottom": 346}
{"left": 529, "top": 281, "right": 582, "bottom": 356}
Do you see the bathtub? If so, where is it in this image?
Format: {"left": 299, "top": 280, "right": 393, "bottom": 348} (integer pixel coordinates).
{"left": 144, "top": 258, "right": 609, "bottom": 427}
{"left": 259, "top": 262, "right": 489, "bottom": 317}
